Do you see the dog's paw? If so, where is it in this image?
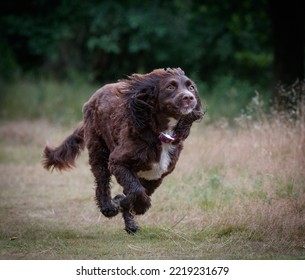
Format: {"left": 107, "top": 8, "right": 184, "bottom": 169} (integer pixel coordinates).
{"left": 123, "top": 210, "right": 139, "bottom": 234}
{"left": 101, "top": 202, "right": 119, "bottom": 218}
{"left": 125, "top": 223, "right": 139, "bottom": 234}
{"left": 113, "top": 194, "right": 126, "bottom": 211}
{"left": 119, "top": 189, "right": 151, "bottom": 215}
{"left": 131, "top": 191, "right": 151, "bottom": 215}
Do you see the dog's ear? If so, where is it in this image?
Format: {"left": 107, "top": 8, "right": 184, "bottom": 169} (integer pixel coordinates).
{"left": 190, "top": 95, "right": 205, "bottom": 122}
{"left": 129, "top": 87, "right": 157, "bottom": 129}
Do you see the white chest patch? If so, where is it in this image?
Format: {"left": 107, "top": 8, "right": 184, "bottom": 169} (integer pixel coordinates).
{"left": 137, "top": 117, "right": 178, "bottom": 181}
{"left": 137, "top": 143, "right": 175, "bottom": 180}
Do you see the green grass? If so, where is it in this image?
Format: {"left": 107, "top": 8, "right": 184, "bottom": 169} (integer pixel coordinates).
{"left": 0, "top": 78, "right": 96, "bottom": 124}
{"left": 0, "top": 120, "right": 304, "bottom": 259}
{"left": 2, "top": 223, "right": 302, "bottom": 260}
{"left": 0, "top": 76, "right": 269, "bottom": 124}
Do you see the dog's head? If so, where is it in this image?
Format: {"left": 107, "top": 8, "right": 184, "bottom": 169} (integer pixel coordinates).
{"left": 120, "top": 68, "right": 204, "bottom": 129}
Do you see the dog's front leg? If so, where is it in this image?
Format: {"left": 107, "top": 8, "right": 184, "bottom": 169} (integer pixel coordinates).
{"left": 113, "top": 194, "right": 138, "bottom": 234}
{"left": 111, "top": 165, "right": 151, "bottom": 215}
{"left": 123, "top": 209, "right": 138, "bottom": 234}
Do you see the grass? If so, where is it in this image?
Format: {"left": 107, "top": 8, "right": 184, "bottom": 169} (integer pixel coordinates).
{"left": 0, "top": 78, "right": 96, "bottom": 124}
{"left": 0, "top": 76, "right": 268, "bottom": 124}
{"left": 0, "top": 114, "right": 305, "bottom": 259}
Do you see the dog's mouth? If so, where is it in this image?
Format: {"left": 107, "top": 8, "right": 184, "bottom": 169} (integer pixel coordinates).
{"left": 176, "top": 92, "right": 197, "bottom": 115}
{"left": 175, "top": 98, "right": 197, "bottom": 116}
{"left": 165, "top": 102, "right": 196, "bottom": 117}
{"left": 162, "top": 93, "right": 197, "bottom": 117}
{"left": 179, "top": 103, "right": 196, "bottom": 115}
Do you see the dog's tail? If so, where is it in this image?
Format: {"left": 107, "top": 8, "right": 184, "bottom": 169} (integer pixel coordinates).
{"left": 42, "top": 123, "right": 85, "bottom": 171}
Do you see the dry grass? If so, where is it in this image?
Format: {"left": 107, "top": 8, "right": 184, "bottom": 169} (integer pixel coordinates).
{"left": 0, "top": 117, "right": 305, "bottom": 259}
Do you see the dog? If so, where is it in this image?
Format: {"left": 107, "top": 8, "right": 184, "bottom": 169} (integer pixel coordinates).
{"left": 43, "top": 68, "right": 204, "bottom": 233}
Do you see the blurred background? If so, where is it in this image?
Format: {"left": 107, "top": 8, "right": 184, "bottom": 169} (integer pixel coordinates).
{"left": 0, "top": 0, "right": 304, "bottom": 123}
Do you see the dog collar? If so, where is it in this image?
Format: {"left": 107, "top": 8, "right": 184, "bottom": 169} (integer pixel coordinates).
{"left": 159, "top": 132, "right": 176, "bottom": 144}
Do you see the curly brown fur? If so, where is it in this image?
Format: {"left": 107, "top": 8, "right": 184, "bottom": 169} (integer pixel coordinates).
{"left": 43, "top": 68, "right": 204, "bottom": 233}
{"left": 42, "top": 125, "right": 84, "bottom": 171}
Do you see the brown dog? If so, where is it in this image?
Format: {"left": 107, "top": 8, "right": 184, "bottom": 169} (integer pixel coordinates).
{"left": 43, "top": 68, "right": 204, "bottom": 233}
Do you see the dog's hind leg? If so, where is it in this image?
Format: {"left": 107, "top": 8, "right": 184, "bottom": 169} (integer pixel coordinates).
{"left": 87, "top": 136, "right": 119, "bottom": 218}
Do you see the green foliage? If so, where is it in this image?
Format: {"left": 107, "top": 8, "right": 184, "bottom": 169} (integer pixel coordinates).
{"left": 0, "top": 0, "right": 272, "bottom": 84}
{"left": 0, "top": 40, "right": 20, "bottom": 81}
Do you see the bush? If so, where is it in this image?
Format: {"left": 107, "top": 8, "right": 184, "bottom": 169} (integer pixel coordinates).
{"left": 199, "top": 75, "right": 270, "bottom": 123}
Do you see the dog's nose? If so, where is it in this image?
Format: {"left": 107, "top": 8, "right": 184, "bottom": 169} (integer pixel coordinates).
{"left": 182, "top": 92, "right": 195, "bottom": 102}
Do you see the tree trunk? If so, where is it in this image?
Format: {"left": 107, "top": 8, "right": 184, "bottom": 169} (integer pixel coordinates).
{"left": 268, "top": 0, "right": 305, "bottom": 109}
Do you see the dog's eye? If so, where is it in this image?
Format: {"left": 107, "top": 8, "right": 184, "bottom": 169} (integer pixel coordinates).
{"left": 166, "top": 84, "right": 176, "bottom": 91}
{"left": 188, "top": 85, "right": 195, "bottom": 91}
{"left": 185, "top": 80, "right": 195, "bottom": 91}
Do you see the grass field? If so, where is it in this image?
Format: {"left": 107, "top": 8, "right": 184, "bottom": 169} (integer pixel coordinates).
{"left": 0, "top": 114, "right": 304, "bottom": 260}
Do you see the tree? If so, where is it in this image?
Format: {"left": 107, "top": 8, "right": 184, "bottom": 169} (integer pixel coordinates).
{"left": 1, "top": 0, "right": 273, "bottom": 84}
{"left": 268, "top": 0, "right": 305, "bottom": 109}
